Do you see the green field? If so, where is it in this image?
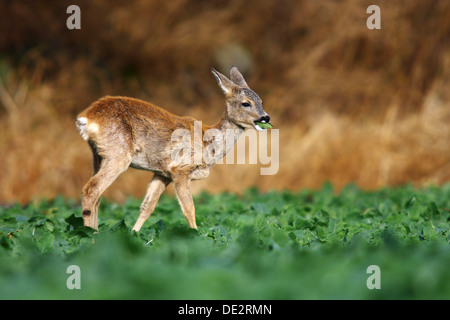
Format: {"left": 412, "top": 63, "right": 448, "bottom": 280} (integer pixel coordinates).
{"left": 1, "top": 184, "right": 449, "bottom": 299}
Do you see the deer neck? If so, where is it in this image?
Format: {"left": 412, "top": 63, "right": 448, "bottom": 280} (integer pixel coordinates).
{"left": 204, "top": 112, "right": 244, "bottom": 163}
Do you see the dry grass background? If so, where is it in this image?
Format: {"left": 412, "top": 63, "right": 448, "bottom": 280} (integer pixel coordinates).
{"left": 0, "top": 0, "right": 449, "bottom": 204}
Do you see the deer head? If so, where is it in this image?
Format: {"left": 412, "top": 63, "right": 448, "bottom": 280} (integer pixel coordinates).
{"left": 211, "top": 66, "right": 270, "bottom": 131}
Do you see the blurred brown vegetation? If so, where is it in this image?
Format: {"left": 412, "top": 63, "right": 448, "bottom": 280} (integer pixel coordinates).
{"left": 0, "top": 0, "right": 449, "bottom": 204}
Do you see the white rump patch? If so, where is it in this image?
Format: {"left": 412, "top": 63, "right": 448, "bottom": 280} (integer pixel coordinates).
{"left": 76, "top": 116, "right": 92, "bottom": 141}
{"left": 76, "top": 117, "right": 87, "bottom": 126}
{"left": 88, "top": 122, "right": 99, "bottom": 133}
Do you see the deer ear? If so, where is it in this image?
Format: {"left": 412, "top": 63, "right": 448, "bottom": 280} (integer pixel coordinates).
{"left": 230, "top": 66, "right": 249, "bottom": 88}
{"left": 211, "top": 68, "right": 236, "bottom": 97}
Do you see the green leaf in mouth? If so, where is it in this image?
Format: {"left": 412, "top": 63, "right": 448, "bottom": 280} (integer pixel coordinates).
{"left": 256, "top": 122, "right": 273, "bottom": 129}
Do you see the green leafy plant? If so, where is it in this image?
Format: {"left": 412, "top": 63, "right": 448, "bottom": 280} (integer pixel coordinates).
{"left": 0, "top": 184, "right": 449, "bottom": 299}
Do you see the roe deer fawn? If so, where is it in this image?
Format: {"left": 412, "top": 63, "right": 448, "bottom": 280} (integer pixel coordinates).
{"left": 76, "top": 66, "right": 270, "bottom": 231}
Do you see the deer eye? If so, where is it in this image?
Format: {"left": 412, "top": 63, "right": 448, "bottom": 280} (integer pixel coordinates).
{"left": 241, "top": 102, "right": 251, "bottom": 107}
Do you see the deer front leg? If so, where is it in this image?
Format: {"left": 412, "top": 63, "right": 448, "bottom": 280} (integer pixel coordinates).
{"left": 173, "top": 174, "right": 198, "bottom": 229}
{"left": 132, "top": 174, "right": 170, "bottom": 232}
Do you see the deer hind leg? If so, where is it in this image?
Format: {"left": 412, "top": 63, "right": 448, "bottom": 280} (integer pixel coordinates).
{"left": 88, "top": 140, "right": 103, "bottom": 175}
{"left": 132, "top": 174, "right": 171, "bottom": 232}
{"left": 172, "top": 174, "right": 198, "bottom": 229}
{"left": 81, "top": 154, "right": 131, "bottom": 230}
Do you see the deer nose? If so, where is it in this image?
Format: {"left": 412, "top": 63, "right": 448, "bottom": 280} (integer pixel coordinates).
{"left": 259, "top": 115, "right": 270, "bottom": 124}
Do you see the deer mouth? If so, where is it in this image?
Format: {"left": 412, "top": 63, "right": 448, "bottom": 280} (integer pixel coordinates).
{"left": 253, "top": 122, "right": 264, "bottom": 131}
{"left": 254, "top": 116, "right": 272, "bottom": 131}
